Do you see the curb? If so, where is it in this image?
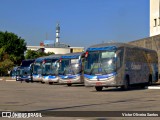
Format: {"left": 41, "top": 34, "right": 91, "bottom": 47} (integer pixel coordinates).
{"left": 5, "top": 80, "right": 16, "bottom": 81}
{"left": 147, "top": 86, "right": 160, "bottom": 89}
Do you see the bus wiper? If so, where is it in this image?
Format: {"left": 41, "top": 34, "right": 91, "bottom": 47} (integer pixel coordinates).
{"left": 69, "top": 65, "right": 76, "bottom": 75}
{"left": 89, "top": 63, "right": 98, "bottom": 75}
{"left": 100, "top": 62, "right": 108, "bottom": 75}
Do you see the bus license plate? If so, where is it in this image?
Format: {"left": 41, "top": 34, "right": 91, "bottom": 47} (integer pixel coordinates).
{"left": 96, "top": 82, "right": 102, "bottom": 86}
{"left": 67, "top": 80, "right": 71, "bottom": 83}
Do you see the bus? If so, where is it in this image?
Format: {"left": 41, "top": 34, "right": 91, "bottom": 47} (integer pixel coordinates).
{"left": 10, "top": 66, "right": 19, "bottom": 79}
{"left": 58, "top": 52, "right": 85, "bottom": 86}
{"left": 41, "top": 54, "right": 62, "bottom": 84}
{"left": 16, "top": 59, "right": 35, "bottom": 82}
{"left": 84, "top": 43, "right": 158, "bottom": 91}
{"left": 32, "top": 56, "right": 46, "bottom": 82}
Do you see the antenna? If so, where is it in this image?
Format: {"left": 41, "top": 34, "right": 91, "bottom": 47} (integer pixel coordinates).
{"left": 56, "top": 23, "right": 60, "bottom": 43}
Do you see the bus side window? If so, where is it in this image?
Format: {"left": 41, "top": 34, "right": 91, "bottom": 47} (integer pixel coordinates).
{"left": 117, "top": 57, "right": 121, "bottom": 69}
{"left": 116, "top": 49, "right": 123, "bottom": 70}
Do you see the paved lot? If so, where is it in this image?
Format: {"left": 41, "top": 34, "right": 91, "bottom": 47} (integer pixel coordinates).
{"left": 0, "top": 80, "right": 160, "bottom": 120}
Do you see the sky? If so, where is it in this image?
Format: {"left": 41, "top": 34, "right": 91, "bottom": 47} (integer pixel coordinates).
{"left": 0, "top": 0, "right": 149, "bottom": 49}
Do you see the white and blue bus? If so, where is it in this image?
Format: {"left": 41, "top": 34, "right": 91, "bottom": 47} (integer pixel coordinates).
{"left": 16, "top": 59, "right": 35, "bottom": 82}
{"left": 58, "top": 52, "right": 85, "bottom": 86}
{"left": 41, "top": 54, "right": 62, "bottom": 85}
{"left": 84, "top": 43, "right": 158, "bottom": 91}
{"left": 32, "top": 56, "right": 47, "bottom": 82}
{"left": 10, "top": 66, "right": 19, "bottom": 79}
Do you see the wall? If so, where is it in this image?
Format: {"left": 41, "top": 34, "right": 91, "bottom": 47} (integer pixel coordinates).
{"left": 44, "top": 48, "right": 70, "bottom": 54}
{"left": 70, "top": 47, "right": 84, "bottom": 53}
{"left": 129, "top": 34, "right": 160, "bottom": 73}
{"left": 150, "top": 0, "right": 160, "bottom": 36}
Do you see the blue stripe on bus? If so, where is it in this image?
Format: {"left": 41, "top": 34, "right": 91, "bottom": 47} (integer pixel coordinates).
{"left": 87, "top": 46, "right": 117, "bottom": 51}
{"left": 59, "top": 74, "right": 80, "bottom": 79}
{"left": 84, "top": 72, "right": 116, "bottom": 79}
{"left": 43, "top": 76, "right": 57, "bottom": 79}
{"left": 61, "top": 55, "right": 80, "bottom": 59}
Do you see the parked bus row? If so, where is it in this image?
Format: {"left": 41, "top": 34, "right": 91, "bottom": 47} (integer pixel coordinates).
{"left": 10, "top": 43, "right": 159, "bottom": 91}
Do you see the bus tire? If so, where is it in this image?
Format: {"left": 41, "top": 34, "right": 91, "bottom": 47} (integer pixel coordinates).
{"left": 121, "top": 76, "right": 130, "bottom": 90}
{"left": 67, "top": 83, "right": 72, "bottom": 86}
{"left": 140, "top": 84, "right": 146, "bottom": 89}
{"left": 41, "top": 81, "right": 45, "bottom": 84}
{"left": 30, "top": 78, "right": 33, "bottom": 83}
{"left": 148, "top": 74, "right": 152, "bottom": 86}
{"left": 49, "top": 82, "right": 53, "bottom": 85}
{"left": 95, "top": 86, "right": 103, "bottom": 91}
{"left": 25, "top": 80, "right": 29, "bottom": 83}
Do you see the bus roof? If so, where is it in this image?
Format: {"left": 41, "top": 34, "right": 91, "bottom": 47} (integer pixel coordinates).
{"left": 48, "top": 54, "right": 62, "bottom": 59}
{"left": 12, "top": 66, "right": 19, "bottom": 71}
{"left": 43, "top": 54, "right": 62, "bottom": 60}
{"left": 61, "top": 52, "right": 84, "bottom": 59}
{"left": 35, "top": 56, "right": 48, "bottom": 62}
{"left": 35, "top": 54, "right": 62, "bottom": 62}
{"left": 21, "top": 59, "right": 35, "bottom": 67}
{"left": 87, "top": 42, "right": 156, "bottom": 52}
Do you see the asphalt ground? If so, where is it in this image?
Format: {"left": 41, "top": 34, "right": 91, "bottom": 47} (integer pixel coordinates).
{"left": 0, "top": 80, "right": 160, "bottom": 120}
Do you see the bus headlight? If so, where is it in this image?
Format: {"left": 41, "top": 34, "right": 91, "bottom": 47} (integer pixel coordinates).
{"left": 28, "top": 76, "right": 31, "bottom": 78}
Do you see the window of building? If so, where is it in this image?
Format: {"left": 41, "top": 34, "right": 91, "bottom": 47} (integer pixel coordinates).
{"left": 154, "top": 19, "right": 157, "bottom": 27}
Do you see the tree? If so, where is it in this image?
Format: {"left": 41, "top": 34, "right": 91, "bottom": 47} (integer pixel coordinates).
{"left": 25, "top": 50, "right": 55, "bottom": 59}
{"left": 0, "top": 31, "right": 27, "bottom": 65}
{"left": 0, "top": 51, "right": 14, "bottom": 76}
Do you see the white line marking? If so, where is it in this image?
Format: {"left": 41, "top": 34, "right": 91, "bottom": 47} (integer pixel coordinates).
{"left": 147, "top": 86, "right": 160, "bottom": 89}
{"left": 5, "top": 80, "right": 16, "bottom": 81}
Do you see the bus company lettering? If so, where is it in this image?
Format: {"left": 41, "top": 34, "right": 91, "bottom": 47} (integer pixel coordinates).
{"left": 131, "top": 63, "right": 141, "bottom": 70}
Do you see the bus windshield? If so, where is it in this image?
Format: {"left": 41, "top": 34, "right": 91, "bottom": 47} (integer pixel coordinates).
{"left": 42, "top": 59, "right": 58, "bottom": 75}
{"left": 58, "top": 58, "right": 80, "bottom": 75}
{"left": 17, "top": 68, "right": 31, "bottom": 76}
{"left": 84, "top": 51, "right": 116, "bottom": 75}
{"left": 33, "top": 63, "right": 42, "bottom": 74}
{"left": 11, "top": 70, "right": 17, "bottom": 76}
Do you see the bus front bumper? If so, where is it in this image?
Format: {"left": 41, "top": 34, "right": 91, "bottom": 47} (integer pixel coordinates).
{"left": 32, "top": 78, "right": 42, "bottom": 81}
{"left": 84, "top": 77, "right": 116, "bottom": 87}
{"left": 59, "top": 76, "right": 83, "bottom": 84}
{"left": 42, "top": 77, "right": 59, "bottom": 83}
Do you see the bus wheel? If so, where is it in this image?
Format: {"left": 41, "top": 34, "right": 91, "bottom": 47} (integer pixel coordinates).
{"left": 25, "top": 80, "right": 29, "bottom": 83}
{"left": 30, "top": 78, "right": 33, "bottom": 83}
{"left": 148, "top": 75, "right": 152, "bottom": 86}
{"left": 49, "top": 82, "right": 53, "bottom": 85}
{"left": 121, "top": 79, "right": 130, "bottom": 90}
{"left": 41, "top": 81, "right": 45, "bottom": 84}
{"left": 140, "top": 84, "right": 146, "bottom": 89}
{"left": 95, "top": 86, "right": 103, "bottom": 91}
{"left": 67, "top": 83, "right": 72, "bottom": 86}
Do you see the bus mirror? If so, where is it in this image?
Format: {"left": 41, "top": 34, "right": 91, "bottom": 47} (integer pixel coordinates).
{"left": 42, "top": 60, "right": 46, "bottom": 64}
{"left": 85, "top": 52, "right": 88, "bottom": 57}
{"left": 59, "top": 58, "right": 62, "bottom": 63}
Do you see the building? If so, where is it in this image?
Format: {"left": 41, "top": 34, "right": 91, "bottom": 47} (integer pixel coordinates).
{"left": 128, "top": 35, "right": 160, "bottom": 73}
{"left": 27, "top": 46, "right": 44, "bottom": 51}
{"left": 27, "top": 23, "right": 84, "bottom": 54}
{"left": 129, "top": 0, "right": 160, "bottom": 74}
{"left": 150, "top": 0, "right": 160, "bottom": 36}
